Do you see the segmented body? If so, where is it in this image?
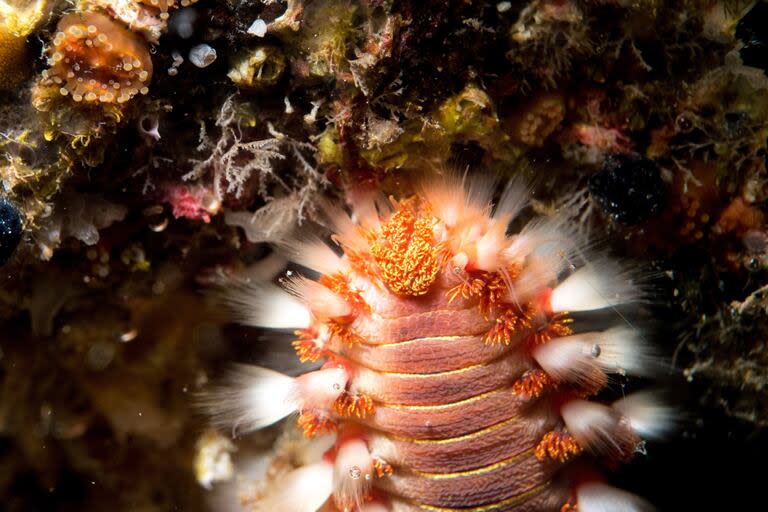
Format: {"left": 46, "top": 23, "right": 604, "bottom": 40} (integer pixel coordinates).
{"left": 332, "top": 272, "right": 566, "bottom": 511}
{"left": 214, "top": 178, "right": 664, "bottom": 512}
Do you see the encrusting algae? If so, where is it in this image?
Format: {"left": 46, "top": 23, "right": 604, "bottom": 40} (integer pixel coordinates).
{"left": 0, "top": 0, "right": 51, "bottom": 90}
{"left": 0, "top": 23, "right": 30, "bottom": 90}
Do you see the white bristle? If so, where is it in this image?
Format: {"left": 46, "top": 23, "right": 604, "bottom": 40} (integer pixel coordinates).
{"left": 221, "top": 282, "right": 311, "bottom": 329}
{"left": 378, "top": 194, "right": 397, "bottom": 219}
{"left": 418, "top": 173, "right": 495, "bottom": 227}
{"left": 532, "top": 327, "right": 656, "bottom": 386}
{"left": 561, "top": 399, "right": 636, "bottom": 458}
{"left": 366, "top": 433, "right": 398, "bottom": 465}
{"left": 511, "top": 249, "right": 564, "bottom": 301}
{"left": 201, "top": 365, "right": 299, "bottom": 434}
{"left": 550, "top": 260, "right": 642, "bottom": 313}
{"left": 348, "top": 189, "right": 383, "bottom": 231}
{"left": 282, "top": 275, "right": 352, "bottom": 319}
{"left": 211, "top": 435, "right": 336, "bottom": 512}
{"left": 333, "top": 438, "right": 374, "bottom": 510}
{"left": 239, "top": 252, "right": 287, "bottom": 282}
{"left": 256, "top": 461, "right": 335, "bottom": 512}
{"left": 321, "top": 200, "right": 369, "bottom": 253}
{"left": 276, "top": 235, "right": 345, "bottom": 275}
{"left": 577, "top": 482, "right": 654, "bottom": 512}
{"left": 418, "top": 174, "right": 467, "bottom": 227}
{"left": 532, "top": 334, "right": 606, "bottom": 387}
{"left": 295, "top": 367, "right": 349, "bottom": 410}
{"left": 613, "top": 392, "right": 674, "bottom": 439}
{"left": 474, "top": 219, "right": 509, "bottom": 272}
{"left": 493, "top": 179, "right": 529, "bottom": 221}
{"left": 504, "top": 216, "right": 580, "bottom": 268}
{"left": 464, "top": 173, "right": 497, "bottom": 218}
{"left": 297, "top": 433, "right": 338, "bottom": 465}
{"left": 595, "top": 326, "right": 658, "bottom": 376}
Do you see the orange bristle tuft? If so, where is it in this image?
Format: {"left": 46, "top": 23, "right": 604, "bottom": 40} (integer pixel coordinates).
{"left": 535, "top": 431, "right": 584, "bottom": 462}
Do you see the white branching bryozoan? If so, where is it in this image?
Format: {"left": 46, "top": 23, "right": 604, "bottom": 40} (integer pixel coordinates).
{"left": 183, "top": 95, "right": 326, "bottom": 212}
{"left": 185, "top": 96, "right": 328, "bottom": 235}
{"left": 183, "top": 95, "right": 285, "bottom": 200}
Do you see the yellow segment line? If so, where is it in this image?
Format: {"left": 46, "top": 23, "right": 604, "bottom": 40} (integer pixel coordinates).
{"left": 389, "top": 415, "right": 521, "bottom": 445}
{"left": 356, "top": 334, "right": 481, "bottom": 347}
{"left": 392, "top": 481, "right": 550, "bottom": 512}
{"left": 379, "top": 388, "right": 508, "bottom": 410}
{"left": 409, "top": 447, "right": 535, "bottom": 479}
{"left": 373, "top": 362, "right": 486, "bottom": 378}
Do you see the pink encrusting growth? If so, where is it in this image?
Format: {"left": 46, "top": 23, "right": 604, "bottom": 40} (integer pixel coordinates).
{"left": 206, "top": 172, "right": 669, "bottom": 511}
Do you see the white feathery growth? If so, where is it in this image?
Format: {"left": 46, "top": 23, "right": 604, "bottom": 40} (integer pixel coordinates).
{"left": 506, "top": 217, "right": 584, "bottom": 301}
{"left": 220, "top": 282, "right": 311, "bottom": 329}
{"left": 365, "top": 433, "right": 398, "bottom": 466}
{"left": 561, "top": 399, "right": 636, "bottom": 459}
{"left": 333, "top": 438, "right": 374, "bottom": 510}
{"left": 254, "top": 461, "right": 335, "bottom": 512}
{"left": 350, "top": 367, "right": 382, "bottom": 398}
{"left": 239, "top": 252, "right": 288, "bottom": 282}
{"left": 576, "top": 482, "right": 654, "bottom": 512}
{"left": 532, "top": 327, "right": 656, "bottom": 386}
{"left": 418, "top": 172, "right": 496, "bottom": 227}
{"left": 594, "top": 326, "right": 659, "bottom": 376}
{"left": 282, "top": 275, "right": 352, "bottom": 319}
{"left": 296, "top": 432, "right": 338, "bottom": 466}
{"left": 418, "top": 174, "right": 467, "bottom": 228}
{"left": 200, "top": 365, "right": 300, "bottom": 435}
{"left": 474, "top": 218, "right": 510, "bottom": 272}
{"left": 492, "top": 178, "right": 529, "bottom": 222}
{"left": 503, "top": 216, "right": 582, "bottom": 269}
{"left": 463, "top": 173, "right": 497, "bottom": 218}
{"left": 532, "top": 333, "right": 607, "bottom": 388}
{"left": 294, "top": 366, "right": 349, "bottom": 411}
{"left": 320, "top": 200, "right": 369, "bottom": 253}
{"left": 613, "top": 391, "right": 674, "bottom": 440}
{"left": 203, "top": 366, "right": 349, "bottom": 435}
{"left": 275, "top": 234, "right": 345, "bottom": 276}
{"left": 347, "top": 188, "right": 383, "bottom": 231}
{"left": 550, "top": 259, "right": 642, "bottom": 313}
{"left": 511, "top": 248, "right": 566, "bottom": 302}
{"left": 475, "top": 177, "right": 529, "bottom": 272}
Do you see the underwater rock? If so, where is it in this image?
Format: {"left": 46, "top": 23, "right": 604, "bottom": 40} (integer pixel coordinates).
{"left": 589, "top": 153, "right": 666, "bottom": 225}
{"left": 0, "top": 20, "right": 29, "bottom": 90}
{"left": 0, "top": 1, "right": 767, "bottom": 510}
{"left": 736, "top": 1, "right": 768, "bottom": 75}
{"left": 0, "top": 197, "right": 22, "bottom": 266}
{"left": 227, "top": 46, "right": 285, "bottom": 89}
{"left": 35, "top": 191, "right": 127, "bottom": 260}
{"left": 0, "top": 0, "right": 51, "bottom": 89}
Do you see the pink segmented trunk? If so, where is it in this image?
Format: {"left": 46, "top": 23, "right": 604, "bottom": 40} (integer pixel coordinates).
{"left": 329, "top": 267, "right": 566, "bottom": 511}
{"left": 219, "top": 181, "right": 662, "bottom": 512}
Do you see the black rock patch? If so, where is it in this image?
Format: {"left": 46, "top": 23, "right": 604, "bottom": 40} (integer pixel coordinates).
{"left": 589, "top": 153, "right": 666, "bottom": 225}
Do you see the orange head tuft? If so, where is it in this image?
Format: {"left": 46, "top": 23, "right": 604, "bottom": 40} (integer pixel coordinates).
{"left": 370, "top": 198, "right": 440, "bottom": 297}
